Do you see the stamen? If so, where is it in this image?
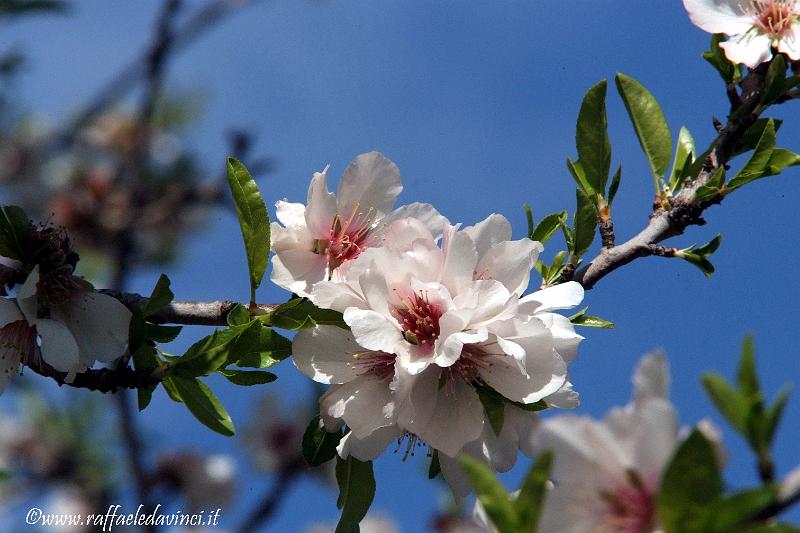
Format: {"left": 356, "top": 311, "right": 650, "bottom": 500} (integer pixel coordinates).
{"left": 390, "top": 289, "right": 443, "bottom": 351}
{"left": 393, "top": 432, "right": 426, "bottom": 461}
{"left": 741, "top": 0, "right": 798, "bottom": 36}
{"left": 347, "top": 350, "right": 396, "bottom": 381}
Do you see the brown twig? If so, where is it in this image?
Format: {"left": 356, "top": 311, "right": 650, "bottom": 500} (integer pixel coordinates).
{"left": 573, "top": 64, "right": 771, "bottom": 290}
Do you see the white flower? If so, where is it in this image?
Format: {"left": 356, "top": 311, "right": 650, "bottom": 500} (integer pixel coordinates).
{"left": 293, "top": 214, "right": 583, "bottom": 469}
{"left": 684, "top": 0, "right": 800, "bottom": 67}
{"left": 0, "top": 266, "right": 131, "bottom": 392}
{"left": 528, "top": 353, "right": 724, "bottom": 533}
{"left": 270, "top": 151, "right": 445, "bottom": 297}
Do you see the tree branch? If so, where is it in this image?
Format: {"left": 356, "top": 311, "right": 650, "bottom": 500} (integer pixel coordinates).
{"left": 573, "top": 64, "right": 770, "bottom": 290}
{"left": 100, "top": 290, "right": 280, "bottom": 326}
{"left": 23, "top": 354, "right": 159, "bottom": 393}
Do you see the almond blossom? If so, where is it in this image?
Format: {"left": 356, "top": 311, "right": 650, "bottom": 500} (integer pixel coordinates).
{"left": 0, "top": 266, "right": 131, "bottom": 392}
{"left": 292, "top": 213, "right": 584, "bottom": 484}
{"left": 270, "top": 151, "right": 445, "bottom": 297}
{"left": 527, "top": 353, "right": 724, "bottom": 533}
{"left": 684, "top": 0, "right": 800, "bottom": 67}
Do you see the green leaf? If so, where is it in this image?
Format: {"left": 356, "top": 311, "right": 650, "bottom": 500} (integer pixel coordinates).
{"left": 566, "top": 157, "right": 592, "bottom": 194}
{"left": 516, "top": 451, "right": 553, "bottom": 532}
{"left": 572, "top": 188, "right": 596, "bottom": 259}
{"left": 226, "top": 303, "right": 251, "bottom": 327}
{"left": 765, "top": 148, "right": 800, "bottom": 175}
{"left": 765, "top": 384, "right": 792, "bottom": 446}
{"left": 145, "top": 324, "right": 182, "bottom": 343}
{"left": 669, "top": 127, "right": 696, "bottom": 193}
{"left": 694, "top": 234, "right": 722, "bottom": 257}
{"left": 694, "top": 167, "right": 726, "bottom": 203}
{"left": 226, "top": 157, "right": 270, "bottom": 303}
{"left": 231, "top": 326, "right": 292, "bottom": 368}
{"left": 728, "top": 120, "right": 776, "bottom": 192}
{"left": 680, "top": 252, "right": 716, "bottom": 278}
{"left": 172, "top": 320, "right": 262, "bottom": 377}
{"left": 576, "top": 80, "right": 612, "bottom": 194}
{"left": 142, "top": 274, "right": 174, "bottom": 317}
{"left": 428, "top": 450, "right": 441, "bottom": 479}
{"left": 523, "top": 204, "right": 534, "bottom": 239}
{"left": 738, "top": 335, "right": 760, "bottom": 398}
{"left": 460, "top": 455, "right": 518, "bottom": 533}
{"left": 615, "top": 73, "right": 673, "bottom": 187}
{"left": 702, "top": 34, "right": 736, "bottom": 84}
{"left": 335, "top": 456, "right": 375, "bottom": 533}
{"left": 703, "top": 487, "right": 777, "bottom": 533}
{"left": 167, "top": 376, "right": 235, "bottom": 436}
{"left": 702, "top": 373, "right": 749, "bottom": 434}
{"left": 607, "top": 164, "right": 622, "bottom": 205}
{"left": 476, "top": 386, "right": 505, "bottom": 436}
{"left": 0, "top": 205, "right": 28, "bottom": 261}
{"left": 530, "top": 212, "right": 566, "bottom": 245}
{"left": 161, "top": 375, "right": 183, "bottom": 403}
{"left": 734, "top": 119, "right": 782, "bottom": 157}
{"left": 218, "top": 369, "right": 277, "bottom": 386}
{"left": 658, "top": 429, "right": 723, "bottom": 533}
{"left": 762, "top": 55, "right": 788, "bottom": 105}
{"left": 264, "top": 298, "right": 348, "bottom": 330}
{"left": 137, "top": 385, "right": 155, "bottom": 411}
{"left": 302, "top": 415, "right": 342, "bottom": 467}
{"left": 569, "top": 307, "right": 615, "bottom": 328}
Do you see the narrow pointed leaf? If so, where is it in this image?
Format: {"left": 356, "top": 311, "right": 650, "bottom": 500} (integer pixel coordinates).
{"left": 608, "top": 165, "right": 622, "bottom": 205}
{"left": 728, "top": 120, "right": 776, "bottom": 191}
{"left": 576, "top": 80, "right": 611, "bottom": 193}
{"left": 335, "top": 456, "right": 375, "bottom": 533}
{"left": 566, "top": 157, "right": 593, "bottom": 194}
{"left": 460, "top": 455, "right": 518, "bottom": 533}
{"left": 615, "top": 73, "right": 673, "bottom": 184}
{"left": 658, "top": 429, "right": 723, "bottom": 533}
{"left": 516, "top": 451, "right": 553, "bottom": 532}
{"left": 737, "top": 335, "right": 760, "bottom": 398}
{"left": 0, "top": 205, "right": 28, "bottom": 261}
{"left": 226, "top": 157, "right": 270, "bottom": 302}
{"left": 762, "top": 55, "right": 788, "bottom": 105}
{"left": 302, "top": 415, "right": 342, "bottom": 466}
{"left": 669, "top": 127, "right": 696, "bottom": 192}
{"left": 218, "top": 369, "right": 277, "bottom": 386}
{"left": 168, "top": 376, "right": 235, "bottom": 436}
{"left": 530, "top": 212, "right": 567, "bottom": 244}
{"left": 703, "top": 34, "right": 737, "bottom": 83}
{"left": 702, "top": 373, "right": 748, "bottom": 434}
{"left": 573, "top": 188, "right": 596, "bottom": 258}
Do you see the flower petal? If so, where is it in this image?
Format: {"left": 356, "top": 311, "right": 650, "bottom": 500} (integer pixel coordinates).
{"left": 518, "top": 281, "right": 584, "bottom": 314}
{"left": 381, "top": 202, "right": 448, "bottom": 239}
{"left": 0, "top": 298, "right": 23, "bottom": 327}
{"left": 304, "top": 169, "right": 337, "bottom": 237}
{"left": 462, "top": 214, "right": 512, "bottom": 258}
{"left": 439, "top": 224, "right": 478, "bottom": 293}
{"left": 56, "top": 293, "right": 131, "bottom": 365}
{"left": 633, "top": 351, "right": 670, "bottom": 404}
{"left": 720, "top": 32, "right": 774, "bottom": 68}
{"left": 344, "top": 308, "right": 404, "bottom": 356}
{"left": 336, "top": 151, "right": 403, "bottom": 219}
{"left": 292, "top": 326, "right": 363, "bottom": 384}
{"left": 683, "top": 0, "right": 755, "bottom": 35}
{"left": 320, "top": 375, "right": 395, "bottom": 439}
{"left": 397, "top": 367, "right": 484, "bottom": 457}
{"left": 475, "top": 239, "right": 542, "bottom": 296}
{"left": 275, "top": 200, "right": 306, "bottom": 227}
{"left": 778, "top": 24, "right": 800, "bottom": 60}
{"left": 36, "top": 318, "right": 81, "bottom": 372}
{"left": 480, "top": 346, "right": 567, "bottom": 404}
{"left": 270, "top": 248, "right": 328, "bottom": 297}
{"left": 336, "top": 425, "right": 402, "bottom": 461}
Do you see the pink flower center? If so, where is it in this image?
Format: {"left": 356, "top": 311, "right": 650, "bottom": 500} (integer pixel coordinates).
{"left": 349, "top": 350, "right": 396, "bottom": 381}
{"left": 443, "top": 344, "right": 493, "bottom": 385}
{"left": 391, "top": 290, "right": 443, "bottom": 350}
{"left": 746, "top": 0, "right": 797, "bottom": 36}
{"left": 0, "top": 320, "right": 36, "bottom": 373}
{"left": 317, "top": 206, "right": 377, "bottom": 271}
{"left": 598, "top": 472, "right": 656, "bottom": 533}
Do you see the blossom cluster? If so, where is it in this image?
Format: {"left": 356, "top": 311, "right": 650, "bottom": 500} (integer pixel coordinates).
{"left": 271, "top": 152, "right": 584, "bottom": 493}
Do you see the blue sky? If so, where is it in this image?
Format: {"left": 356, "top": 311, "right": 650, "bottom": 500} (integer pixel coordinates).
{"left": 2, "top": 0, "right": 800, "bottom": 530}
